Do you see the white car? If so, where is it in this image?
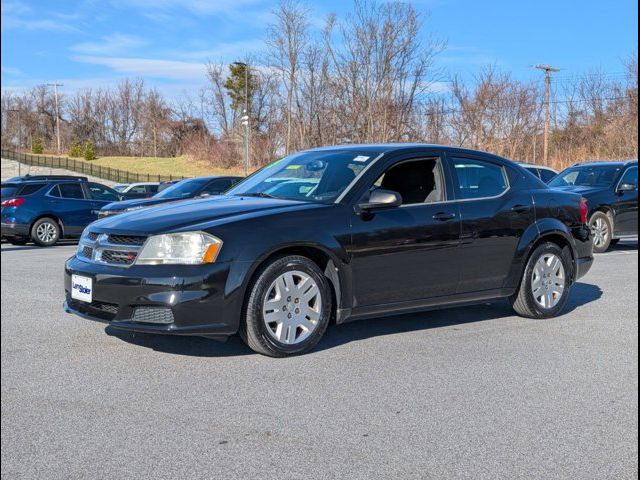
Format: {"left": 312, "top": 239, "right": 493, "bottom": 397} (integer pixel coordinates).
{"left": 112, "top": 182, "right": 160, "bottom": 199}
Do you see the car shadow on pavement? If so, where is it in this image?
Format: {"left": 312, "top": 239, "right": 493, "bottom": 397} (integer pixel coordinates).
{"left": 105, "top": 282, "right": 603, "bottom": 358}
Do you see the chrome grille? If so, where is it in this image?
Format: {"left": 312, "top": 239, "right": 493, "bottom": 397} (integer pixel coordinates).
{"left": 101, "top": 250, "right": 137, "bottom": 265}
{"left": 107, "top": 234, "right": 146, "bottom": 246}
{"left": 77, "top": 231, "right": 146, "bottom": 267}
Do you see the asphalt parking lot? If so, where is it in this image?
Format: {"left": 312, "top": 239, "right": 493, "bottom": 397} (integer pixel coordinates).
{"left": 1, "top": 241, "right": 638, "bottom": 479}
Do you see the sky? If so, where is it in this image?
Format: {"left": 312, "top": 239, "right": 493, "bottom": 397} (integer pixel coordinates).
{"left": 1, "top": 0, "right": 638, "bottom": 98}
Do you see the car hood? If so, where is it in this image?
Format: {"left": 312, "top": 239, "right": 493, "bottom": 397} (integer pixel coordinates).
{"left": 92, "top": 195, "right": 323, "bottom": 234}
{"left": 550, "top": 185, "right": 610, "bottom": 196}
{"left": 102, "top": 196, "right": 186, "bottom": 211}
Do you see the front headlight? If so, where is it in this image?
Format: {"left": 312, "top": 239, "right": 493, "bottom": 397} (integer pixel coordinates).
{"left": 136, "top": 232, "right": 222, "bottom": 265}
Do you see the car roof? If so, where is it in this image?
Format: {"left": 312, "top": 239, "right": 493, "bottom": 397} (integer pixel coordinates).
{"left": 571, "top": 159, "right": 638, "bottom": 168}
{"left": 305, "top": 143, "right": 503, "bottom": 157}
{"left": 517, "top": 162, "right": 557, "bottom": 171}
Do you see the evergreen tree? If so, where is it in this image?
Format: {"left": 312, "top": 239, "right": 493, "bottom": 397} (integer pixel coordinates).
{"left": 84, "top": 140, "right": 97, "bottom": 160}
{"left": 31, "top": 138, "right": 44, "bottom": 154}
{"left": 68, "top": 139, "right": 82, "bottom": 158}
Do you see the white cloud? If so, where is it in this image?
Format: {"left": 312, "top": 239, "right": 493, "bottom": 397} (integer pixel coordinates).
{"left": 72, "top": 55, "right": 207, "bottom": 81}
{"left": 72, "top": 33, "right": 148, "bottom": 55}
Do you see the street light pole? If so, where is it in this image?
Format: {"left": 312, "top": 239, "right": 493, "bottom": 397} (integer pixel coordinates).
{"left": 533, "top": 65, "right": 559, "bottom": 164}
{"left": 8, "top": 108, "right": 22, "bottom": 175}
{"left": 46, "top": 82, "right": 63, "bottom": 155}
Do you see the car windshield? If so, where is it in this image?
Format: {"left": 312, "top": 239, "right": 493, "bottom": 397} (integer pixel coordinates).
{"left": 153, "top": 178, "right": 209, "bottom": 199}
{"left": 227, "top": 150, "right": 380, "bottom": 203}
{"left": 549, "top": 165, "right": 622, "bottom": 188}
{"left": 113, "top": 184, "right": 128, "bottom": 192}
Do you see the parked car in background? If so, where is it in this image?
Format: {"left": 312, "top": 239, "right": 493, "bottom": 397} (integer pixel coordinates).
{"left": 113, "top": 182, "right": 160, "bottom": 199}
{"left": 98, "top": 176, "right": 243, "bottom": 218}
{"left": 65, "top": 144, "right": 593, "bottom": 357}
{"left": 518, "top": 163, "right": 558, "bottom": 183}
{"left": 1, "top": 176, "right": 123, "bottom": 246}
{"left": 157, "top": 180, "right": 181, "bottom": 192}
{"left": 549, "top": 160, "right": 638, "bottom": 253}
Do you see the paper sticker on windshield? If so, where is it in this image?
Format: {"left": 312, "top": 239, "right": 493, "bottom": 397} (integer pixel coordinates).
{"left": 286, "top": 165, "right": 301, "bottom": 170}
{"left": 353, "top": 155, "right": 370, "bottom": 162}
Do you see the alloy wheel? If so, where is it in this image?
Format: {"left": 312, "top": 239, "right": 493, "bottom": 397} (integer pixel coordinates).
{"left": 262, "top": 270, "right": 322, "bottom": 345}
{"left": 531, "top": 253, "right": 566, "bottom": 309}
{"left": 36, "top": 222, "right": 58, "bottom": 243}
{"left": 591, "top": 217, "right": 609, "bottom": 249}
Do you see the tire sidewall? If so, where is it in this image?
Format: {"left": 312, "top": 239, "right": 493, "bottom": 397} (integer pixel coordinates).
{"left": 589, "top": 211, "right": 612, "bottom": 254}
{"left": 245, "top": 256, "right": 332, "bottom": 356}
{"left": 31, "top": 218, "right": 60, "bottom": 247}
{"left": 520, "top": 242, "right": 572, "bottom": 319}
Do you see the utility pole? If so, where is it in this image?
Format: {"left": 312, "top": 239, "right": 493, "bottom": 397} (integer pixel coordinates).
{"left": 46, "top": 83, "right": 63, "bottom": 155}
{"left": 8, "top": 108, "right": 22, "bottom": 175}
{"left": 534, "top": 65, "right": 559, "bottom": 163}
{"left": 232, "top": 61, "right": 250, "bottom": 176}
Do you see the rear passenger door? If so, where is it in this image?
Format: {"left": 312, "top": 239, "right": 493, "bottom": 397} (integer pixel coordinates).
{"left": 449, "top": 154, "right": 535, "bottom": 294}
{"left": 48, "top": 182, "right": 94, "bottom": 235}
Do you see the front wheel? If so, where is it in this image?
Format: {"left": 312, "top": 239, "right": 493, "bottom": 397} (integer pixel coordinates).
{"left": 589, "top": 211, "right": 613, "bottom": 253}
{"left": 510, "top": 242, "right": 572, "bottom": 319}
{"left": 240, "top": 255, "right": 332, "bottom": 357}
{"left": 31, "top": 217, "right": 60, "bottom": 247}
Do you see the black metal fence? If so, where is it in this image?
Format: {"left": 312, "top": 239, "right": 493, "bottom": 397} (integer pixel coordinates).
{"left": 1, "top": 149, "right": 185, "bottom": 184}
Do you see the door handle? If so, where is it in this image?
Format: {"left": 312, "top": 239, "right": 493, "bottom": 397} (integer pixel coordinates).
{"left": 511, "top": 204, "right": 531, "bottom": 213}
{"left": 432, "top": 212, "right": 456, "bottom": 221}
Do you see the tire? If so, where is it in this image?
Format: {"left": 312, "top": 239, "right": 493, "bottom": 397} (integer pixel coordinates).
{"left": 510, "top": 242, "right": 572, "bottom": 319}
{"left": 31, "top": 217, "right": 60, "bottom": 247}
{"left": 6, "top": 237, "right": 28, "bottom": 246}
{"left": 589, "top": 211, "right": 613, "bottom": 253}
{"left": 239, "top": 255, "right": 333, "bottom": 357}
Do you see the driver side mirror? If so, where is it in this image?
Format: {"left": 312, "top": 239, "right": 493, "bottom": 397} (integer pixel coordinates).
{"left": 617, "top": 183, "right": 637, "bottom": 193}
{"left": 358, "top": 189, "right": 402, "bottom": 211}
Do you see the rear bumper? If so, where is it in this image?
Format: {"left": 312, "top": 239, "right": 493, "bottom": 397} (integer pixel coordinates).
{"left": 1, "top": 222, "right": 29, "bottom": 237}
{"left": 575, "top": 255, "right": 594, "bottom": 281}
{"left": 63, "top": 255, "right": 244, "bottom": 337}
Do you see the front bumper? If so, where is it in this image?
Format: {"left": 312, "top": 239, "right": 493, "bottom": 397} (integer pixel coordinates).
{"left": 63, "top": 255, "right": 243, "bottom": 337}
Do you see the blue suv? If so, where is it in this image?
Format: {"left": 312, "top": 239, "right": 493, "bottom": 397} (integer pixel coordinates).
{"left": 1, "top": 175, "right": 123, "bottom": 246}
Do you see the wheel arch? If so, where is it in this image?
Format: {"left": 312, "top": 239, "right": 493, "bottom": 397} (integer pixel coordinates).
{"left": 231, "top": 242, "right": 350, "bottom": 325}
{"left": 29, "top": 213, "right": 64, "bottom": 237}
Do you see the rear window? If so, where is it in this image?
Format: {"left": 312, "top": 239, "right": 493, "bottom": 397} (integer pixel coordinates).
{"left": 18, "top": 183, "right": 47, "bottom": 196}
{"left": 1, "top": 185, "right": 18, "bottom": 198}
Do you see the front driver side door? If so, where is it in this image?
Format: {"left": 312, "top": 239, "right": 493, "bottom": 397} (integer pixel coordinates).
{"left": 614, "top": 166, "right": 638, "bottom": 236}
{"left": 348, "top": 153, "right": 461, "bottom": 310}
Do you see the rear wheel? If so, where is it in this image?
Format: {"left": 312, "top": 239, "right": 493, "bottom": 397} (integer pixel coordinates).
{"left": 240, "top": 255, "right": 332, "bottom": 357}
{"left": 510, "top": 242, "right": 572, "bottom": 319}
{"left": 589, "top": 211, "right": 613, "bottom": 253}
{"left": 31, "top": 217, "right": 60, "bottom": 247}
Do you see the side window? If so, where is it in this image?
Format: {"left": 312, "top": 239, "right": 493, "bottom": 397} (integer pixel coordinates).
{"left": 539, "top": 169, "right": 557, "bottom": 183}
{"left": 146, "top": 185, "right": 159, "bottom": 194}
{"left": 450, "top": 157, "right": 509, "bottom": 199}
{"left": 128, "top": 185, "right": 147, "bottom": 194}
{"left": 619, "top": 167, "right": 638, "bottom": 189}
{"left": 58, "top": 183, "right": 85, "bottom": 199}
{"left": 87, "top": 183, "right": 118, "bottom": 201}
{"left": 371, "top": 158, "right": 446, "bottom": 205}
{"left": 18, "top": 183, "right": 46, "bottom": 195}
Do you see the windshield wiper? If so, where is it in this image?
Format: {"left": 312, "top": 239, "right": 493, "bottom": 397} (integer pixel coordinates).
{"left": 235, "top": 192, "right": 280, "bottom": 199}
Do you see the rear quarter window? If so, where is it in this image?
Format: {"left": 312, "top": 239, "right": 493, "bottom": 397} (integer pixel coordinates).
{"left": 17, "top": 183, "right": 47, "bottom": 195}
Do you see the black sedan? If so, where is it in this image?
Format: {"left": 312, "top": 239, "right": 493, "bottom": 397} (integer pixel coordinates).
{"left": 98, "top": 176, "right": 242, "bottom": 217}
{"left": 549, "top": 160, "right": 638, "bottom": 253}
{"left": 64, "top": 144, "right": 593, "bottom": 357}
